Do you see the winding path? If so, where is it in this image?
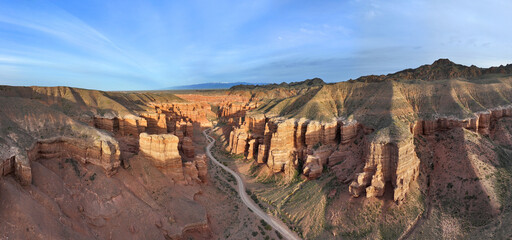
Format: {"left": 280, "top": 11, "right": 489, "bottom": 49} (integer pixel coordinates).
{"left": 203, "top": 129, "right": 301, "bottom": 240}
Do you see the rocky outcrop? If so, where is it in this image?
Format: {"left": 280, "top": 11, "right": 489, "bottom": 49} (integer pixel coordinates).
{"left": 246, "top": 139, "right": 258, "bottom": 160}
{"left": 182, "top": 137, "right": 195, "bottom": 159}
{"left": 228, "top": 117, "right": 362, "bottom": 177}
{"left": 0, "top": 156, "right": 15, "bottom": 178}
{"left": 305, "top": 121, "right": 323, "bottom": 148}
{"left": 194, "top": 154, "right": 208, "bottom": 182}
{"left": 266, "top": 119, "right": 297, "bottom": 173}
{"left": 27, "top": 137, "right": 121, "bottom": 176}
{"left": 0, "top": 152, "right": 31, "bottom": 186}
{"left": 228, "top": 128, "right": 248, "bottom": 155}
{"left": 218, "top": 102, "right": 258, "bottom": 125}
{"left": 94, "top": 116, "right": 147, "bottom": 136}
{"left": 411, "top": 107, "right": 512, "bottom": 136}
{"left": 245, "top": 114, "right": 267, "bottom": 138}
{"left": 141, "top": 113, "right": 168, "bottom": 134}
{"left": 349, "top": 139, "right": 419, "bottom": 203}
{"left": 340, "top": 121, "right": 361, "bottom": 144}
{"left": 139, "top": 133, "right": 184, "bottom": 182}
{"left": 153, "top": 102, "right": 214, "bottom": 128}
{"left": 138, "top": 133, "right": 208, "bottom": 185}
{"left": 355, "top": 58, "right": 512, "bottom": 82}
{"left": 302, "top": 155, "right": 323, "bottom": 179}
{"left": 183, "top": 154, "right": 208, "bottom": 184}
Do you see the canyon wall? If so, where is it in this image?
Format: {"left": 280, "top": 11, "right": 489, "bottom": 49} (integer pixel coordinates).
{"left": 348, "top": 139, "right": 419, "bottom": 203}
{"left": 0, "top": 154, "right": 31, "bottom": 186}
{"left": 94, "top": 116, "right": 147, "bottom": 136}
{"left": 218, "top": 102, "right": 258, "bottom": 125}
{"left": 226, "top": 114, "right": 423, "bottom": 203}
{"left": 27, "top": 137, "right": 121, "bottom": 176}
{"left": 224, "top": 108, "right": 512, "bottom": 203}
{"left": 139, "top": 133, "right": 184, "bottom": 182}
{"left": 227, "top": 116, "right": 363, "bottom": 178}
{"left": 139, "top": 133, "right": 207, "bottom": 184}
{"left": 410, "top": 107, "right": 512, "bottom": 136}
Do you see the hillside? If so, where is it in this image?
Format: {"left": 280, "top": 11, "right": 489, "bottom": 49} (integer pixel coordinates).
{"left": 354, "top": 58, "right": 512, "bottom": 82}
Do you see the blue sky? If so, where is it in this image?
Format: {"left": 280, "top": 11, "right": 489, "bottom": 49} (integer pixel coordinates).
{"left": 0, "top": 0, "right": 511, "bottom": 91}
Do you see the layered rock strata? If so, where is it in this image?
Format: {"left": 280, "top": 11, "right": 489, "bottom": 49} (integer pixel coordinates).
{"left": 94, "top": 116, "right": 147, "bottom": 136}
{"left": 141, "top": 113, "right": 168, "bottom": 134}
{"left": 27, "top": 137, "right": 121, "bottom": 176}
{"left": 183, "top": 154, "right": 208, "bottom": 184}
{"left": 348, "top": 139, "right": 419, "bottom": 203}
{"left": 410, "top": 107, "right": 512, "bottom": 136}
{"left": 228, "top": 117, "right": 361, "bottom": 176}
{"left": 0, "top": 152, "right": 31, "bottom": 186}
{"left": 218, "top": 102, "right": 258, "bottom": 125}
{"left": 226, "top": 115, "right": 425, "bottom": 203}
{"left": 303, "top": 155, "right": 323, "bottom": 179}
{"left": 182, "top": 137, "right": 195, "bottom": 158}
{"left": 139, "top": 133, "right": 184, "bottom": 182}
{"left": 152, "top": 102, "right": 214, "bottom": 128}
{"left": 139, "top": 133, "right": 207, "bottom": 184}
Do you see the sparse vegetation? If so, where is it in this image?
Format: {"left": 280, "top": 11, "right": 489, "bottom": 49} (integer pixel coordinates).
{"left": 64, "top": 158, "right": 81, "bottom": 177}
{"left": 89, "top": 173, "right": 97, "bottom": 181}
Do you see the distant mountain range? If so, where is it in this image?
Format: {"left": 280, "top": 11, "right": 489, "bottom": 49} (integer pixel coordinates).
{"left": 230, "top": 78, "right": 326, "bottom": 90}
{"left": 164, "top": 82, "right": 251, "bottom": 90}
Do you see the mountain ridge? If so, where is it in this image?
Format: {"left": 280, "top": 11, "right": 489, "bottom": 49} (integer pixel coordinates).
{"left": 354, "top": 58, "right": 512, "bottom": 82}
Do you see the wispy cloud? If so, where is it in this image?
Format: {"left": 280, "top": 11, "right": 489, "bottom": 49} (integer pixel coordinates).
{"left": 0, "top": 0, "right": 510, "bottom": 90}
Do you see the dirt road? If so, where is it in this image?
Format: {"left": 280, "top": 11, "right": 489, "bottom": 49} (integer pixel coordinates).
{"left": 203, "top": 129, "right": 301, "bottom": 240}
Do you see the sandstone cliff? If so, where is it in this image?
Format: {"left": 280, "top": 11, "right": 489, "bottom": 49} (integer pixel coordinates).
{"left": 139, "top": 133, "right": 184, "bottom": 182}
{"left": 28, "top": 137, "right": 121, "bottom": 176}
{"left": 139, "top": 133, "right": 207, "bottom": 185}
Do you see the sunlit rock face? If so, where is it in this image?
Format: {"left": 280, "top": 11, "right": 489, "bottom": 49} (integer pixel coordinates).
{"left": 139, "top": 133, "right": 184, "bottom": 182}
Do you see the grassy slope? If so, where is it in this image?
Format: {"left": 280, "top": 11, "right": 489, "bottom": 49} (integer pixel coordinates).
{"left": 0, "top": 85, "right": 186, "bottom": 118}
{"left": 249, "top": 76, "right": 512, "bottom": 143}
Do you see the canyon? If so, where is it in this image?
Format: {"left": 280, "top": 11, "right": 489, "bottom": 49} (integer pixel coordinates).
{"left": 1, "top": 59, "right": 512, "bottom": 239}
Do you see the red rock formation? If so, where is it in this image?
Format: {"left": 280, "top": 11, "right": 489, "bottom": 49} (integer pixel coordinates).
{"left": 246, "top": 139, "right": 257, "bottom": 160}
{"left": 228, "top": 128, "right": 248, "bottom": 155}
{"left": 94, "top": 116, "right": 147, "bottom": 136}
{"left": 0, "top": 152, "right": 31, "bottom": 186}
{"left": 0, "top": 156, "right": 15, "bottom": 177}
{"left": 141, "top": 113, "right": 168, "bottom": 134}
{"left": 27, "top": 137, "right": 121, "bottom": 176}
{"left": 183, "top": 154, "right": 208, "bottom": 184}
{"left": 410, "top": 107, "right": 512, "bottom": 136}
{"left": 245, "top": 114, "right": 266, "bottom": 138}
{"left": 303, "top": 155, "right": 323, "bottom": 179}
{"left": 218, "top": 102, "right": 258, "bottom": 125}
{"left": 183, "top": 162, "right": 200, "bottom": 184}
{"left": 193, "top": 154, "right": 208, "bottom": 182}
{"left": 226, "top": 116, "right": 367, "bottom": 179}
{"left": 139, "top": 133, "right": 184, "bottom": 182}
{"left": 93, "top": 117, "right": 115, "bottom": 132}
{"left": 256, "top": 144, "right": 267, "bottom": 164}
{"left": 152, "top": 102, "right": 214, "bottom": 129}
{"left": 340, "top": 121, "right": 360, "bottom": 144}
{"left": 182, "top": 136, "right": 195, "bottom": 158}
{"left": 266, "top": 119, "right": 297, "bottom": 172}
{"left": 305, "top": 121, "right": 322, "bottom": 148}
{"left": 119, "top": 117, "right": 147, "bottom": 136}
{"left": 349, "top": 139, "right": 419, "bottom": 203}
{"left": 323, "top": 120, "right": 339, "bottom": 145}
{"left": 175, "top": 129, "right": 184, "bottom": 141}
